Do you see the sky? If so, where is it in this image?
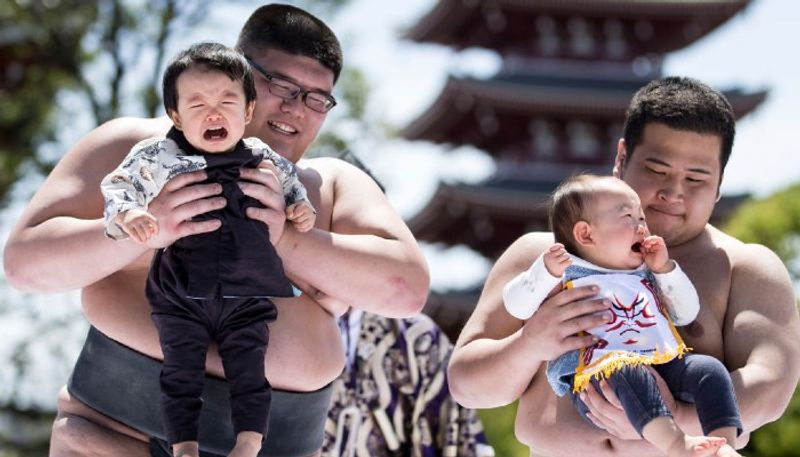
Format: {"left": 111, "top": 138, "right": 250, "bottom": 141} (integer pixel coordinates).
{"left": 1, "top": 0, "right": 798, "bottom": 409}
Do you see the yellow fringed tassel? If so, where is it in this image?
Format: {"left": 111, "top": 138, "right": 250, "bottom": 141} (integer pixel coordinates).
{"left": 572, "top": 344, "right": 691, "bottom": 394}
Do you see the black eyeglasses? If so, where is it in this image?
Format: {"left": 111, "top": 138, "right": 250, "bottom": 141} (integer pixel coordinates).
{"left": 244, "top": 55, "right": 337, "bottom": 113}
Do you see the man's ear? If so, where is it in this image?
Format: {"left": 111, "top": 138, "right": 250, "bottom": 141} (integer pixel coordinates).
{"left": 244, "top": 101, "right": 255, "bottom": 124}
{"left": 572, "top": 221, "right": 594, "bottom": 248}
{"left": 613, "top": 138, "right": 627, "bottom": 178}
{"left": 168, "top": 109, "right": 183, "bottom": 130}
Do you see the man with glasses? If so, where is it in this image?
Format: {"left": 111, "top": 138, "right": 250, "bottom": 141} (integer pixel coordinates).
{"left": 4, "top": 4, "right": 429, "bottom": 457}
{"left": 245, "top": 55, "right": 337, "bottom": 115}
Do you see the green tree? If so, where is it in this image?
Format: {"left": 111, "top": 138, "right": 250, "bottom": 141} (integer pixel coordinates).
{"left": 0, "top": 1, "right": 225, "bottom": 206}
{"left": 478, "top": 403, "right": 530, "bottom": 457}
{"left": 724, "top": 183, "right": 800, "bottom": 456}
{"left": 724, "top": 183, "right": 800, "bottom": 279}
{"left": 0, "top": 0, "right": 97, "bottom": 203}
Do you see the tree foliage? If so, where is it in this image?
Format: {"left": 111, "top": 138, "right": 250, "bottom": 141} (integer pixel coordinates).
{"left": 724, "top": 183, "right": 800, "bottom": 456}
{"left": 0, "top": 0, "right": 97, "bottom": 203}
{"left": 724, "top": 183, "right": 800, "bottom": 279}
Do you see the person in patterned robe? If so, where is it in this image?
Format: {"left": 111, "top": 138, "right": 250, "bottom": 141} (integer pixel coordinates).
{"left": 322, "top": 310, "right": 496, "bottom": 457}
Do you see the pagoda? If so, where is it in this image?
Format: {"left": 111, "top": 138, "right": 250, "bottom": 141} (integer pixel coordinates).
{"left": 402, "top": 0, "right": 765, "bottom": 339}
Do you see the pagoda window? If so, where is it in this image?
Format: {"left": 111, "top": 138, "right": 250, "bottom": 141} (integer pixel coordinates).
{"left": 604, "top": 19, "right": 628, "bottom": 59}
{"left": 476, "top": 106, "right": 499, "bottom": 136}
{"left": 528, "top": 119, "right": 558, "bottom": 160}
{"left": 632, "top": 56, "right": 657, "bottom": 78}
{"left": 535, "top": 15, "right": 560, "bottom": 56}
{"left": 683, "top": 20, "right": 704, "bottom": 41}
{"left": 455, "top": 93, "right": 475, "bottom": 112}
{"left": 567, "top": 17, "right": 595, "bottom": 57}
{"left": 567, "top": 121, "right": 599, "bottom": 160}
{"left": 446, "top": 200, "right": 467, "bottom": 218}
{"left": 470, "top": 209, "right": 494, "bottom": 241}
{"left": 634, "top": 20, "right": 655, "bottom": 42}
{"left": 607, "top": 122, "right": 624, "bottom": 156}
{"left": 525, "top": 219, "right": 548, "bottom": 234}
{"left": 483, "top": 6, "right": 507, "bottom": 34}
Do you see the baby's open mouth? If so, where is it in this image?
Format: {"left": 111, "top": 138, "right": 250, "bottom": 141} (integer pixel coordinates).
{"left": 631, "top": 241, "right": 642, "bottom": 253}
{"left": 204, "top": 127, "right": 228, "bottom": 141}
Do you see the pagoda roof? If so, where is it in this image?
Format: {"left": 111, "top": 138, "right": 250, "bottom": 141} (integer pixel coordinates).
{"left": 423, "top": 287, "right": 483, "bottom": 341}
{"left": 402, "top": 75, "right": 767, "bottom": 148}
{"left": 406, "top": 0, "right": 751, "bottom": 56}
{"left": 408, "top": 174, "right": 750, "bottom": 258}
{"left": 408, "top": 175, "right": 559, "bottom": 259}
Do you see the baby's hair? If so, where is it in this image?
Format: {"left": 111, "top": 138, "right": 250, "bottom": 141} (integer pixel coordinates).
{"left": 550, "top": 174, "right": 622, "bottom": 255}
{"left": 162, "top": 42, "right": 256, "bottom": 115}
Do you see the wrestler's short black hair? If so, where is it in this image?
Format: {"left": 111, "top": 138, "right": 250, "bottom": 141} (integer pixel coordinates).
{"left": 162, "top": 42, "right": 256, "bottom": 114}
{"left": 236, "top": 4, "right": 342, "bottom": 83}
{"left": 622, "top": 76, "right": 736, "bottom": 174}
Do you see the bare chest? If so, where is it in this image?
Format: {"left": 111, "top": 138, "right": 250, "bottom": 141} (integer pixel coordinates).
{"left": 674, "top": 251, "right": 732, "bottom": 361}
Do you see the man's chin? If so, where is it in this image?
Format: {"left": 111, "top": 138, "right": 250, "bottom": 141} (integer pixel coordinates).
{"left": 266, "top": 138, "right": 299, "bottom": 160}
{"left": 646, "top": 214, "right": 682, "bottom": 235}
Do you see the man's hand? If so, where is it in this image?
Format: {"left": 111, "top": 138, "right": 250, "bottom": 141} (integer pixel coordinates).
{"left": 640, "top": 235, "right": 674, "bottom": 274}
{"left": 286, "top": 201, "right": 316, "bottom": 233}
{"left": 238, "top": 163, "right": 287, "bottom": 245}
{"left": 543, "top": 243, "right": 571, "bottom": 277}
{"left": 580, "top": 379, "right": 641, "bottom": 440}
{"left": 580, "top": 366, "right": 676, "bottom": 440}
{"left": 116, "top": 209, "right": 158, "bottom": 244}
{"left": 146, "top": 170, "right": 225, "bottom": 248}
{"left": 521, "top": 284, "right": 612, "bottom": 363}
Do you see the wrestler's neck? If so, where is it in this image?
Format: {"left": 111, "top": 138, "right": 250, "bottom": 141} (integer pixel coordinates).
{"left": 665, "top": 224, "right": 717, "bottom": 263}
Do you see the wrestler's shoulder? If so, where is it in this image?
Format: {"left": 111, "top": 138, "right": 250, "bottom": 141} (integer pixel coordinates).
{"left": 63, "top": 117, "right": 170, "bottom": 167}
{"left": 296, "top": 156, "right": 371, "bottom": 187}
{"left": 709, "top": 227, "right": 777, "bottom": 265}
{"left": 706, "top": 225, "right": 785, "bottom": 274}
{"left": 94, "top": 116, "right": 172, "bottom": 145}
{"left": 297, "top": 156, "right": 357, "bottom": 174}
{"left": 505, "top": 231, "right": 556, "bottom": 257}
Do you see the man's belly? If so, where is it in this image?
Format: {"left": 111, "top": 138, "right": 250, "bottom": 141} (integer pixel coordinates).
{"left": 81, "top": 267, "right": 345, "bottom": 391}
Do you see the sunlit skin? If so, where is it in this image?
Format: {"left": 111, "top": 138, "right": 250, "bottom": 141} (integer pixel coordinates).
{"left": 534, "top": 180, "right": 737, "bottom": 456}
{"left": 614, "top": 123, "right": 722, "bottom": 249}
{"left": 169, "top": 67, "right": 254, "bottom": 154}
{"left": 573, "top": 185, "right": 661, "bottom": 271}
{"left": 244, "top": 48, "right": 334, "bottom": 164}
{"left": 542, "top": 182, "right": 674, "bottom": 347}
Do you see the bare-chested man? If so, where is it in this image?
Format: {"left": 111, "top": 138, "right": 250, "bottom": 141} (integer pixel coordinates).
{"left": 448, "top": 76, "right": 800, "bottom": 456}
{"left": 3, "top": 5, "right": 429, "bottom": 457}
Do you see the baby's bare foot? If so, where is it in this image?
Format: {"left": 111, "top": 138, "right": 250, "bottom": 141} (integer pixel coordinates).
{"left": 667, "top": 435, "right": 726, "bottom": 457}
{"left": 172, "top": 441, "right": 199, "bottom": 457}
{"left": 227, "top": 431, "right": 262, "bottom": 457}
{"left": 715, "top": 443, "right": 742, "bottom": 457}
